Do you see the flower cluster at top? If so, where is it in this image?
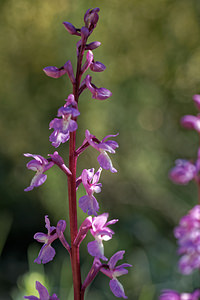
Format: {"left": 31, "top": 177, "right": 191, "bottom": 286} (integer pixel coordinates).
{"left": 24, "top": 8, "right": 131, "bottom": 299}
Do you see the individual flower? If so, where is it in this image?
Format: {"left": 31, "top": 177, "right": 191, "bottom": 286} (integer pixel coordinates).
{"left": 87, "top": 213, "right": 118, "bottom": 260}
{"left": 85, "top": 129, "right": 119, "bottom": 172}
{"left": 174, "top": 205, "right": 200, "bottom": 274}
{"left": 24, "top": 154, "right": 54, "bottom": 191}
{"left": 24, "top": 281, "right": 59, "bottom": 300}
{"left": 169, "top": 159, "right": 197, "bottom": 185}
{"left": 85, "top": 75, "right": 112, "bottom": 100}
{"left": 49, "top": 94, "right": 80, "bottom": 148}
{"left": 34, "top": 215, "right": 66, "bottom": 264}
{"left": 159, "top": 289, "right": 200, "bottom": 300}
{"left": 79, "top": 167, "right": 102, "bottom": 216}
{"left": 181, "top": 115, "right": 200, "bottom": 132}
{"left": 100, "top": 251, "right": 132, "bottom": 299}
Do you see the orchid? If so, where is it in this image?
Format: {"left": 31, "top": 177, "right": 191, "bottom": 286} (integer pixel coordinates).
{"left": 79, "top": 167, "right": 102, "bottom": 215}
{"left": 49, "top": 94, "right": 80, "bottom": 148}
{"left": 169, "top": 159, "right": 197, "bottom": 185}
{"left": 24, "top": 153, "right": 54, "bottom": 191}
{"left": 87, "top": 213, "right": 118, "bottom": 260}
{"left": 24, "top": 8, "right": 132, "bottom": 299}
{"left": 85, "top": 129, "right": 119, "bottom": 172}
{"left": 85, "top": 74, "right": 112, "bottom": 100}
{"left": 24, "top": 281, "right": 59, "bottom": 300}
{"left": 34, "top": 215, "right": 66, "bottom": 264}
{"left": 159, "top": 289, "right": 200, "bottom": 300}
{"left": 100, "top": 251, "right": 132, "bottom": 299}
{"left": 174, "top": 205, "right": 200, "bottom": 274}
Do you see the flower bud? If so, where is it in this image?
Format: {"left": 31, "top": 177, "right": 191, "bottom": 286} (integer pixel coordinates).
{"left": 181, "top": 115, "right": 200, "bottom": 132}
{"left": 90, "top": 61, "right": 106, "bottom": 72}
{"left": 81, "top": 50, "right": 94, "bottom": 74}
{"left": 63, "top": 22, "right": 81, "bottom": 36}
{"left": 169, "top": 159, "right": 196, "bottom": 185}
{"left": 85, "top": 41, "right": 101, "bottom": 50}
{"left": 43, "top": 66, "right": 66, "bottom": 78}
{"left": 84, "top": 8, "right": 100, "bottom": 31}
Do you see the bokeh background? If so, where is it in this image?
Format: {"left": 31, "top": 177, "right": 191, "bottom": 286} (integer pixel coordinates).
{"left": 1, "top": 0, "right": 200, "bottom": 299}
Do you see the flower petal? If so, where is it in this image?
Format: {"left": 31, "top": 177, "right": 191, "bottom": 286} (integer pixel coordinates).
{"left": 79, "top": 195, "right": 99, "bottom": 216}
{"left": 97, "top": 152, "right": 117, "bottom": 173}
{"left": 36, "top": 281, "right": 49, "bottom": 300}
{"left": 109, "top": 278, "right": 127, "bottom": 299}
{"left": 87, "top": 240, "right": 107, "bottom": 261}
{"left": 34, "top": 244, "right": 56, "bottom": 264}
{"left": 108, "top": 251, "right": 125, "bottom": 270}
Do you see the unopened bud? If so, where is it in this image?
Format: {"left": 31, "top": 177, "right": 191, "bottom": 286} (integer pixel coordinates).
{"left": 90, "top": 61, "right": 106, "bottom": 72}
{"left": 85, "top": 41, "right": 101, "bottom": 50}
{"left": 43, "top": 66, "right": 66, "bottom": 78}
{"left": 63, "top": 22, "right": 81, "bottom": 36}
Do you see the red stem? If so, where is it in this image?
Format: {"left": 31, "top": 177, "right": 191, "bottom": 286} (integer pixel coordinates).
{"left": 67, "top": 39, "right": 86, "bottom": 300}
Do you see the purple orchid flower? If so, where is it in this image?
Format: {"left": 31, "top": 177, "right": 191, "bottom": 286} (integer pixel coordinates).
{"left": 87, "top": 213, "right": 118, "bottom": 260}
{"left": 79, "top": 167, "right": 102, "bottom": 216}
{"left": 169, "top": 159, "right": 197, "bottom": 185}
{"left": 85, "top": 75, "right": 112, "bottom": 100}
{"left": 24, "top": 154, "right": 54, "bottom": 191}
{"left": 159, "top": 289, "right": 200, "bottom": 300}
{"left": 100, "top": 251, "right": 132, "bottom": 299}
{"left": 34, "top": 215, "right": 66, "bottom": 264}
{"left": 24, "top": 281, "right": 59, "bottom": 300}
{"left": 49, "top": 94, "right": 80, "bottom": 148}
{"left": 181, "top": 115, "right": 200, "bottom": 132}
{"left": 174, "top": 205, "right": 200, "bottom": 274}
{"left": 85, "top": 129, "right": 119, "bottom": 172}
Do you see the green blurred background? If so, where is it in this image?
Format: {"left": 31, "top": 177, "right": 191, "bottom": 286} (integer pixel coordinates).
{"left": 1, "top": 0, "right": 200, "bottom": 299}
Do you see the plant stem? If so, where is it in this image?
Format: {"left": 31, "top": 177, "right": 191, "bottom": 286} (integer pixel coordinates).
{"left": 68, "top": 130, "right": 81, "bottom": 300}
{"left": 67, "top": 38, "right": 86, "bottom": 300}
